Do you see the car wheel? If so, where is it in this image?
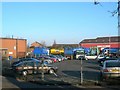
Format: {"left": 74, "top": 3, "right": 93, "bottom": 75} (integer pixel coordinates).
{"left": 49, "top": 69, "right": 54, "bottom": 74}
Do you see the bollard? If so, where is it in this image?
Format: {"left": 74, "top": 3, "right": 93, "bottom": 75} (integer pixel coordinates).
{"left": 80, "top": 57, "right": 83, "bottom": 84}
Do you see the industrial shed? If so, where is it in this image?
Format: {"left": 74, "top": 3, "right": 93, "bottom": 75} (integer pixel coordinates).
{"left": 79, "top": 36, "right": 120, "bottom": 50}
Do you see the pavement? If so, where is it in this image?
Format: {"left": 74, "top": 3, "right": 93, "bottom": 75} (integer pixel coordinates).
{"left": 2, "top": 75, "right": 120, "bottom": 90}
{"left": 1, "top": 75, "right": 85, "bottom": 89}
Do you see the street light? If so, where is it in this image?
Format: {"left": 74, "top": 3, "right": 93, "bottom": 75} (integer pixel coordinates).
{"left": 118, "top": 1, "right": 120, "bottom": 33}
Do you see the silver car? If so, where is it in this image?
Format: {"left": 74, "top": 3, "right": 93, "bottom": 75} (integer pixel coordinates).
{"left": 12, "top": 60, "right": 58, "bottom": 76}
{"left": 100, "top": 60, "right": 120, "bottom": 80}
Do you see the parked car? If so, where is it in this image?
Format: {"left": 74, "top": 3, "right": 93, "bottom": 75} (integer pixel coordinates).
{"left": 55, "top": 55, "right": 62, "bottom": 62}
{"left": 100, "top": 60, "right": 120, "bottom": 80}
{"left": 85, "top": 54, "right": 98, "bottom": 60}
{"left": 58, "top": 55, "right": 68, "bottom": 61}
{"left": 98, "top": 56, "right": 118, "bottom": 65}
{"left": 11, "top": 58, "right": 41, "bottom": 67}
{"left": 96, "top": 54, "right": 105, "bottom": 60}
{"left": 44, "top": 59, "right": 53, "bottom": 64}
{"left": 49, "top": 55, "right": 58, "bottom": 63}
{"left": 12, "top": 60, "right": 58, "bottom": 76}
{"left": 44, "top": 55, "right": 51, "bottom": 59}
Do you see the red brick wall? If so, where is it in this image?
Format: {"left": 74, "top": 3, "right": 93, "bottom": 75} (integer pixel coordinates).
{"left": 17, "top": 39, "right": 27, "bottom": 58}
{"left": 1, "top": 38, "right": 27, "bottom": 58}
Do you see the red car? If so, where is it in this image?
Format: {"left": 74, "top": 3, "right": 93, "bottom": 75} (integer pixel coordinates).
{"left": 50, "top": 58, "right": 57, "bottom": 63}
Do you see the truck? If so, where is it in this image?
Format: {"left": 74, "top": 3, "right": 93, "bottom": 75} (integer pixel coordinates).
{"left": 64, "top": 47, "right": 86, "bottom": 60}
{"left": 64, "top": 48, "right": 74, "bottom": 60}
{"left": 101, "top": 48, "right": 120, "bottom": 57}
{"left": 50, "top": 48, "right": 64, "bottom": 55}
{"left": 73, "top": 48, "right": 85, "bottom": 60}
{"left": 33, "top": 47, "right": 49, "bottom": 58}
{"left": 84, "top": 47, "right": 102, "bottom": 60}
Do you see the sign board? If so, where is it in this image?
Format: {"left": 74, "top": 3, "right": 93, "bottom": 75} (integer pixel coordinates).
{"left": 97, "top": 45, "right": 110, "bottom": 48}
{"left": 9, "top": 52, "right": 13, "bottom": 55}
{"left": 14, "top": 46, "right": 16, "bottom": 50}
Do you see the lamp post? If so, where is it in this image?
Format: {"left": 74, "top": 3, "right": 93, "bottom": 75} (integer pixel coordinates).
{"left": 118, "top": 0, "right": 120, "bottom": 34}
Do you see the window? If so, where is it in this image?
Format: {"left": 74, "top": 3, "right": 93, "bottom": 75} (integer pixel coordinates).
{"left": 106, "top": 62, "right": 120, "bottom": 67}
{"left": 35, "top": 61, "right": 41, "bottom": 66}
{"left": 25, "top": 62, "right": 34, "bottom": 67}
{"left": 76, "top": 50, "right": 84, "bottom": 55}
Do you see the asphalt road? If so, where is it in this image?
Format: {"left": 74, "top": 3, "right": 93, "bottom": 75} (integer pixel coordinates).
{"left": 53, "top": 59, "right": 101, "bottom": 82}
{"left": 1, "top": 59, "right": 120, "bottom": 89}
{"left": 2, "top": 59, "right": 101, "bottom": 83}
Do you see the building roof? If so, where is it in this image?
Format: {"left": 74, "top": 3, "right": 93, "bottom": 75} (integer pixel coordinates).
{"left": 80, "top": 36, "right": 120, "bottom": 44}
{"left": 30, "top": 41, "right": 43, "bottom": 48}
{"left": 52, "top": 44, "right": 79, "bottom": 49}
{"left": 0, "top": 37, "right": 27, "bottom": 40}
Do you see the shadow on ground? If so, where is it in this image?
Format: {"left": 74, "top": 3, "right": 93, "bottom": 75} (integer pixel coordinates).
{"left": 2, "top": 75, "right": 82, "bottom": 90}
{"left": 62, "top": 70, "right": 100, "bottom": 81}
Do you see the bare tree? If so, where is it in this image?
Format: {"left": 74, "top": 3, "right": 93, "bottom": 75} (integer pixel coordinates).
{"left": 41, "top": 41, "right": 46, "bottom": 47}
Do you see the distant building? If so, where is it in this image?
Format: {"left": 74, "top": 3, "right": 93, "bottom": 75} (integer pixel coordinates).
{"left": 50, "top": 43, "right": 79, "bottom": 55}
{"left": 52, "top": 44, "right": 79, "bottom": 49}
{"left": 0, "top": 38, "right": 27, "bottom": 58}
{"left": 27, "top": 41, "right": 43, "bottom": 56}
{"left": 79, "top": 36, "right": 120, "bottom": 50}
{"left": 30, "top": 41, "right": 43, "bottom": 48}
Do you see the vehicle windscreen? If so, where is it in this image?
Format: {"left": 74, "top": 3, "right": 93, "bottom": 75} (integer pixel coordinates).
{"left": 76, "top": 50, "right": 84, "bottom": 55}
{"left": 106, "top": 62, "right": 120, "bottom": 67}
{"left": 105, "top": 57, "right": 118, "bottom": 60}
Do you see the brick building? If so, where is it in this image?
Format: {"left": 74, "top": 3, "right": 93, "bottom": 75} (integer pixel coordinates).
{"left": 79, "top": 36, "right": 120, "bottom": 50}
{"left": 0, "top": 38, "right": 27, "bottom": 58}
{"left": 30, "top": 41, "right": 43, "bottom": 48}
{"left": 27, "top": 41, "right": 43, "bottom": 53}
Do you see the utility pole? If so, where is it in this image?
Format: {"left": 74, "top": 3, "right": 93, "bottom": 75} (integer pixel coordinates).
{"left": 118, "top": 0, "right": 120, "bottom": 58}
{"left": 16, "top": 38, "right": 18, "bottom": 59}
{"left": 118, "top": 0, "right": 120, "bottom": 35}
